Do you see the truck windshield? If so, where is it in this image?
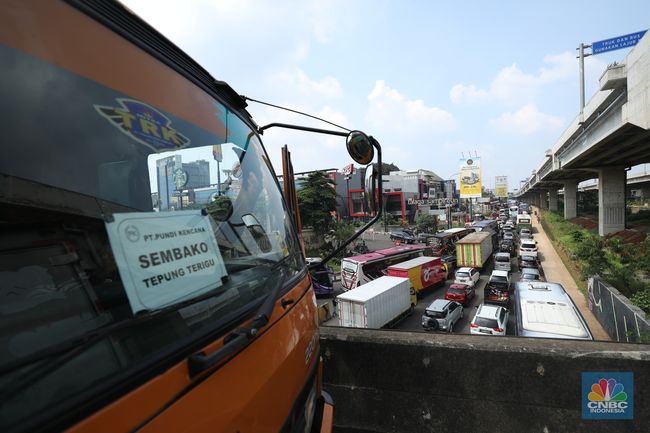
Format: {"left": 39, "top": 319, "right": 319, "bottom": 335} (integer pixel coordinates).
{"left": 0, "top": 17, "right": 302, "bottom": 430}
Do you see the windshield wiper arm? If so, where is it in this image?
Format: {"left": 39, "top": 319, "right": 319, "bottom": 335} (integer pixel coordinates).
{"left": 187, "top": 255, "right": 296, "bottom": 377}
{"left": 0, "top": 276, "right": 235, "bottom": 396}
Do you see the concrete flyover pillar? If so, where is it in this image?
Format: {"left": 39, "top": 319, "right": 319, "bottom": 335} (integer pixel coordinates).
{"left": 598, "top": 167, "right": 626, "bottom": 236}
{"left": 548, "top": 189, "right": 558, "bottom": 212}
{"left": 563, "top": 180, "right": 578, "bottom": 220}
{"left": 539, "top": 191, "right": 548, "bottom": 209}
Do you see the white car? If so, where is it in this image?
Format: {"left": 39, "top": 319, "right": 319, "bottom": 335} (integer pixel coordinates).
{"left": 519, "top": 239, "right": 538, "bottom": 257}
{"left": 454, "top": 267, "right": 480, "bottom": 287}
{"left": 470, "top": 303, "right": 509, "bottom": 336}
{"left": 519, "top": 228, "right": 532, "bottom": 238}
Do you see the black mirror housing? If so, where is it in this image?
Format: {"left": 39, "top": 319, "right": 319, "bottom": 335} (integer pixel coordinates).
{"left": 346, "top": 130, "right": 374, "bottom": 165}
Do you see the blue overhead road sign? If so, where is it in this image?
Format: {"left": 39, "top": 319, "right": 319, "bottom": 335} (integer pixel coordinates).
{"left": 592, "top": 30, "right": 647, "bottom": 54}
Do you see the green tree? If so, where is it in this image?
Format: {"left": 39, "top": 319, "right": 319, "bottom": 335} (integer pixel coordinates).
{"left": 574, "top": 235, "right": 608, "bottom": 278}
{"left": 380, "top": 212, "right": 395, "bottom": 227}
{"left": 416, "top": 213, "right": 438, "bottom": 232}
{"left": 372, "top": 162, "right": 401, "bottom": 175}
{"left": 206, "top": 195, "right": 233, "bottom": 221}
{"left": 297, "top": 171, "right": 337, "bottom": 235}
{"left": 331, "top": 220, "right": 356, "bottom": 249}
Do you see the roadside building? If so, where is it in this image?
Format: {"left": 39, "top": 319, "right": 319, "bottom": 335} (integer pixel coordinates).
{"left": 382, "top": 169, "right": 457, "bottom": 223}
{"left": 281, "top": 166, "right": 459, "bottom": 224}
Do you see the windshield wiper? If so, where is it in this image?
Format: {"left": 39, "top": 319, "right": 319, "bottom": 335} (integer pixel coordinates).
{"left": 0, "top": 255, "right": 296, "bottom": 402}
{"left": 223, "top": 256, "right": 280, "bottom": 272}
{"left": 0, "top": 272, "right": 246, "bottom": 402}
{"left": 187, "top": 254, "right": 297, "bottom": 377}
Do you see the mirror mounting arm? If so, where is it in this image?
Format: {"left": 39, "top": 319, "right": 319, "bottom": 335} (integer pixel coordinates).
{"left": 257, "top": 119, "right": 383, "bottom": 268}
{"left": 318, "top": 137, "right": 382, "bottom": 267}
{"left": 258, "top": 123, "right": 348, "bottom": 138}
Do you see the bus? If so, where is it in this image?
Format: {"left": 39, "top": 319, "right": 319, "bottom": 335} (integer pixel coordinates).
{"left": 516, "top": 214, "right": 532, "bottom": 232}
{"left": 341, "top": 245, "right": 432, "bottom": 290}
{"left": 429, "top": 228, "right": 472, "bottom": 256}
{"left": 471, "top": 219, "right": 498, "bottom": 232}
{"left": 513, "top": 282, "right": 593, "bottom": 340}
{"left": 0, "top": 1, "right": 386, "bottom": 431}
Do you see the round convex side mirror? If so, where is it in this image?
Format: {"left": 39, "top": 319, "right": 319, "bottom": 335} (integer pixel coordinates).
{"left": 346, "top": 130, "right": 374, "bottom": 165}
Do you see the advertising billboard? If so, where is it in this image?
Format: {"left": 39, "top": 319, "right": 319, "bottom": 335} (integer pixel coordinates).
{"left": 459, "top": 157, "right": 481, "bottom": 198}
{"left": 495, "top": 176, "right": 508, "bottom": 198}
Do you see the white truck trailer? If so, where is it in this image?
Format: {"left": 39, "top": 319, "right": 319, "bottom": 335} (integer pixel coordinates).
{"left": 336, "top": 276, "right": 412, "bottom": 328}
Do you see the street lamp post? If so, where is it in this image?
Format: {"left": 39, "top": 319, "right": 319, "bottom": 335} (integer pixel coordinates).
{"left": 345, "top": 175, "right": 351, "bottom": 220}
{"left": 381, "top": 179, "right": 390, "bottom": 233}
{"left": 519, "top": 180, "right": 527, "bottom": 197}
{"left": 445, "top": 173, "right": 460, "bottom": 228}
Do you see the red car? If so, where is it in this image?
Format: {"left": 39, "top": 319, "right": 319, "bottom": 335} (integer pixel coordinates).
{"left": 444, "top": 283, "right": 475, "bottom": 306}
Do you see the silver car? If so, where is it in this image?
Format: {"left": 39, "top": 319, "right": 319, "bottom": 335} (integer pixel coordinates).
{"left": 494, "top": 252, "right": 512, "bottom": 272}
{"left": 422, "top": 299, "right": 464, "bottom": 332}
{"left": 520, "top": 267, "right": 543, "bottom": 282}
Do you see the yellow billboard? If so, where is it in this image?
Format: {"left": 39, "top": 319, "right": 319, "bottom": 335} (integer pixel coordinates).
{"left": 495, "top": 176, "right": 508, "bottom": 197}
{"left": 459, "top": 157, "right": 481, "bottom": 198}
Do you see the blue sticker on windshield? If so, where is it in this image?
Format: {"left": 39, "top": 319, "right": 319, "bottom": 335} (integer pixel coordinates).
{"left": 95, "top": 98, "right": 190, "bottom": 151}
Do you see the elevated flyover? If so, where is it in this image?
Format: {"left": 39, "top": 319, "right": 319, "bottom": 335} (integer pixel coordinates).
{"left": 517, "top": 33, "right": 650, "bottom": 235}
{"left": 578, "top": 172, "right": 650, "bottom": 199}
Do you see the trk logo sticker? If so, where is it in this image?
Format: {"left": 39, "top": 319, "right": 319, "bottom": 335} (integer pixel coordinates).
{"left": 95, "top": 98, "right": 190, "bottom": 152}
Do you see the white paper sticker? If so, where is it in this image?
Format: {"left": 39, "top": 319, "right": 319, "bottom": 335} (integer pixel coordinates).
{"left": 105, "top": 210, "right": 227, "bottom": 313}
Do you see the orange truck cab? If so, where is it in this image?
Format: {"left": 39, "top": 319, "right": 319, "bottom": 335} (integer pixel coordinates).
{"left": 0, "top": 1, "right": 385, "bottom": 432}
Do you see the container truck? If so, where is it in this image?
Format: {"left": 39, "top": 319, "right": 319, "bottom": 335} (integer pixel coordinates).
{"left": 456, "top": 231, "right": 494, "bottom": 268}
{"left": 387, "top": 256, "right": 447, "bottom": 295}
{"left": 336, "top": 276, "right": 412, "bottom": 328}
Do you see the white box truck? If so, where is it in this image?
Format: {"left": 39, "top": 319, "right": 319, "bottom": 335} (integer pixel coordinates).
{"left": 336, "top": 276, "right": 412, "bottom": 328}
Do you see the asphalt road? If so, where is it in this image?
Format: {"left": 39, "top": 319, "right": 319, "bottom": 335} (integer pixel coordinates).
{"left": 392, "top": 260, "right": 518, "bottom": 335}
{"left": 328, "top": 229, "right": 536, "bottom": 336}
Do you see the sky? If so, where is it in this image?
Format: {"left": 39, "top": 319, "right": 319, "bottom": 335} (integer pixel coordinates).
{"left": 122, "top": 0, "right": 649, "bottom": 192}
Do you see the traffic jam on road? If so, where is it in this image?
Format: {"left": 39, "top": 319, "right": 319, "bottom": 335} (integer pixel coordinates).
{"left": 321, "top": 201, "right": 594, "bottom": 341}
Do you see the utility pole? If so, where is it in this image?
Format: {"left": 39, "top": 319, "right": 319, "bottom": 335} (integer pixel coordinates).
{"left": 577, "top": 43, "right": 591, "bottom": 120}
{"left": 345, "top": 174, "right": 351, "bottom": 220}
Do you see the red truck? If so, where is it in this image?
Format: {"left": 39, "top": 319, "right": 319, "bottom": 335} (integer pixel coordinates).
{"left": 387, "top": 256, "right": 447, "bottom": 296}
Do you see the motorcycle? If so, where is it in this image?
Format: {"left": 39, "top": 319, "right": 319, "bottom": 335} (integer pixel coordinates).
{"left": 352, "top": 240, "right": 370, "bottom": 254}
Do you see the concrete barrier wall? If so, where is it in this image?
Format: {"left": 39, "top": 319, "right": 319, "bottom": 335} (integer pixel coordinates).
{"left": 320, "top": 327, "right": 650, "bottom": 433}
{"left": 588, "top": 276, "right": 650, "bottom": 343}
